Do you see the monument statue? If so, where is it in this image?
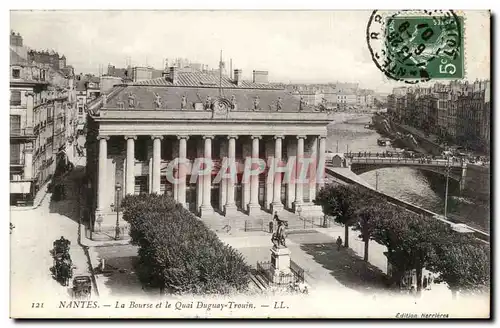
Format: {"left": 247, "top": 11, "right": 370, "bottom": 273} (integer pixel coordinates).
{"left": 276, "top": 97, "right": 283, "bottom": 111}
{"left": 253, "top": 96, "right": 260, "bottom": 111}
{"left": 154, "top": 93, "right": 162, "bottom": 109}
{"left": 181, "top": 95, "right": 187, "bottom": 109}
{"left": 271, "top": 218, "right": 288, "bottom": 248}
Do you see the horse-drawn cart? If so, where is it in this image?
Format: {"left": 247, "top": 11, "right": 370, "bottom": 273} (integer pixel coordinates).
{"left": 72, "top": 276, "right": 92, "bottom": 299}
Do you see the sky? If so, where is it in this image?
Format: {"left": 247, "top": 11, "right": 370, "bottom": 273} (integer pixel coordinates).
{"left": 10, "top": 10, "right": 490, "bottom": 92}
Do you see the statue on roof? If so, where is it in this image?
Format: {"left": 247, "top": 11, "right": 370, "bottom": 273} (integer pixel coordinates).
{"left": 299, "top": 96, "right": 306, "bottom": 112}
{"left": 128, "top": 93, "right": 135, "bottom": 108}
{"left": 253, "top": 96, "right": 260, "bottom": 111}
{"left": 181, "top": 95, "right": 187, "bottom": 110}
{"left": 276, "top": 97, "right": 283, "bottom": 111}
{"left": 205, "top": 96, "right": 212, "bottom": 110}
{"left": 230, "top": 95, "right": 237, "bottom": 111}
{"left": 154, "top": 93, "right": 162, "bottom": 109}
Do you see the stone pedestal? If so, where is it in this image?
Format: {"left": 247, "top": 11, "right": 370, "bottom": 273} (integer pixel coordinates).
{"left": 270, "top": 202, "right": 284, "bottom": 213}
{"left": 270, "top": 247, "right": 291, "bottom": 282}
{"left": 199, "top": 205, "right": 214, "bottom": 217}
{"left": 247, "top": 203, "right": 261, "bottom": 216}
{"left": 223, "top": 203, "right": 238, "bottom": 216}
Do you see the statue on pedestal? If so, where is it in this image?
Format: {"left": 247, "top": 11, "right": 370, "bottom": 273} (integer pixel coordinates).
{"left": 271, "top": 218, "right": 288, "bottom": 248}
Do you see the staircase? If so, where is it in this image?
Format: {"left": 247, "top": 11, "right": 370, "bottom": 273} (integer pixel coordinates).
{"left": 249, "top": 269, "right": 270, "bottom": 291}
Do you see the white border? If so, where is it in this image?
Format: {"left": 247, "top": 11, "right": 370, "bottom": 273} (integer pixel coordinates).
{"left": 2, "top": 1, "right": 496, "bottom": 327}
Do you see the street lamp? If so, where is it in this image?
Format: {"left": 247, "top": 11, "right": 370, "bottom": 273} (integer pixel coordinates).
{"left": 297, "top": 206, "right": 304, "bottom": 229}
{"left": 115, "top": 182, "right": 122, "bottom": 240}
{"left": 444, "top": 160, "right": 451, "bottom": 219}
{"left": 87, "top": 180, "right": 93, "bottom": 240}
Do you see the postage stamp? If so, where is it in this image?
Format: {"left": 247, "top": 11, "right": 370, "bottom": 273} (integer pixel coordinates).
{"left": 366, "top": 10, "right": 464, "bottom": 83}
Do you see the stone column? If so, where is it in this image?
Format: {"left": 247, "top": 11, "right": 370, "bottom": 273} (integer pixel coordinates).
{"left": 309, "top": 136, "right": 318, "bottom": 202}
{"left": 200, "top": 135, "right": 214, "bottom": 216}
{"left": 177, "top": 135, "right": 189, "bottom": 208}
{"left": 247, "top": 135, "right": 261, "bottom": 215}
{"left": 294, "top": 135, "right": 306, "bottom": 211}
{"left": 317, "top": 136, "right": 327, "bottom": 190}
{"left": 151, "top": 136, "right": 163, "bottom": 194}
{"left": 97, "top": 136, "right": 109, "bottom": 216}
{"left": 124, "top": 136, "right": 137, "bottom": 195}
{"left": 271, "top": 135, "right": 284, "bottom": 213}
{"left": 224, "top": 135, "right": 238, "bottom": 216}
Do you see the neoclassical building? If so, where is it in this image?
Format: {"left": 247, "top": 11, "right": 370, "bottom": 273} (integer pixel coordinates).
{"left": 86, "top": 68, "right": 330, "bottom": 221}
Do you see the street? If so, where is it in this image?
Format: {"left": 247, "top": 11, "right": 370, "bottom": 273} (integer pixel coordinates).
{"left": 10, "top": 166, "right": 94, "bottom": 317}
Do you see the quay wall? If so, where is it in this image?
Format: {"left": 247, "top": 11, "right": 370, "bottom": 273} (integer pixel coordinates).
{"left": 325, "top": 167, "right": 489, "bottom": 244}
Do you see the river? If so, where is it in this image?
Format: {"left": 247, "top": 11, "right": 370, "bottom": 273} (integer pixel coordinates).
{"left": 326, "top": 113, "right": 490, "bottom": 232}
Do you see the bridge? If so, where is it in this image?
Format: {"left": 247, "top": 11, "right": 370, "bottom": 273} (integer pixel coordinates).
{"left": 341, "top": 152, "right": 467, "bottom": 188}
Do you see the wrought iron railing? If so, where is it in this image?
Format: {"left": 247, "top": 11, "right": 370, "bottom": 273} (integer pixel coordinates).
{"left": 256, "top": 260, "right": 306, "bottom": 286}
{"left": 10, "top": 127, "right": 34, "bottom": 136}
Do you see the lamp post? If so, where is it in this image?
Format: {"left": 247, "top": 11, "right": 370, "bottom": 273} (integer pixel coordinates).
{"left": 115, "top": 182, "right": 122, "bottom": 240}
{"left": 444, "top": 160, "right": 450, "bottom": 219}
{"left": 375, "top": 171, "right": 379, "bottom": 191}
{"left": 87, "top": 180, "right": 93, "bottom": 240}
{"left": 297, "top": 206, "right": 304, "bottom": 229}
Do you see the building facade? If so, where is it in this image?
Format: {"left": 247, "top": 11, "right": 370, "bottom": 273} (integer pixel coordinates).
{"left": 86, "top": 68, "right": 330, "bottom": 223}
{"left": 10, "top": 31, "right": 78, "bottom": 205}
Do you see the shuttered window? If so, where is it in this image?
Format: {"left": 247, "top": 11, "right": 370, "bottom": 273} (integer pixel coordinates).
{"left": 10, "top": 90, "right": 21, "bottom": 106}
{"left": 10, "top": 144, "right": 20, "bottom": 165}
{"left": 10, "top": 115, "right": 21, "bottom": 134}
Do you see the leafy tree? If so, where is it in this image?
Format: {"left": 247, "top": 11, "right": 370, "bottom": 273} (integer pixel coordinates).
{"left": 353, "top": 202, "right": 393, "bottom": 262}
{"left": 428, "top": 236, "right": 490, "bottom": 297}
{"left": 122, "top": 194, "right": 250, "bottom": 295}
{"left": 316, "top": 184, "right": 356, "bottom": 248}
{"left": 315, "top": 184, "right": 376, "bottom": 248}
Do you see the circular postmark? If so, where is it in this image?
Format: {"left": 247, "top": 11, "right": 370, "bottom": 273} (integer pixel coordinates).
{"left": 366, "top": 10, "right": 463, "bottom": 83}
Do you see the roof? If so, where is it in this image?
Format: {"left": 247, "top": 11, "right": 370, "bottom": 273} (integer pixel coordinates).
{"left": 93, "top": 72, "right": 314, "bottom": 113}
{"left": 132, "top": 72, "right": 284, "bottom": 90}
{"left": 10, "top": 49, "right": 27, "bottom": 65}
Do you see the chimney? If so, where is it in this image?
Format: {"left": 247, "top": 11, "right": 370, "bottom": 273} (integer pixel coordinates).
{"left": 234, "top": 69, "right": 242, "bottom": 86}
{"left": 253, "top": 70, "right": 269, "bottom": 84}
{"left": 170, "top": 66, "right": 178, "bottom": 84}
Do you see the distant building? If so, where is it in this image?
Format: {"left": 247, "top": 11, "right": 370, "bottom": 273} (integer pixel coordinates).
{"left": 75, "top": 75, "right": 102, "bottom": 129}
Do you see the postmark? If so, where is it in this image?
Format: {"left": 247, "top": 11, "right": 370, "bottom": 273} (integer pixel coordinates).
{"left": 366, "top": 10, "right": 464, "bottom": 83}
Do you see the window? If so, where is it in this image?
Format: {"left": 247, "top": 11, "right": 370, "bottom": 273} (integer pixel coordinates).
{"left": 78, "top": 106, "right": 84, "bottom": 115}
{"left": 10, "top": 115, "right": 21, "bottom": 134}
{"left": 12, "top": 69, "right": 20, "bottom": 79}
{"left": 10, "top": 144, "right": 20, "bottom": 165}
{"left": 10, "top": 90, "right": 21, "bottom": 106}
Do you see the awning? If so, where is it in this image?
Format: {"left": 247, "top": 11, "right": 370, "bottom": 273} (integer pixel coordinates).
{"left": 10, "top": 181, "right": 32, "bottom": 194}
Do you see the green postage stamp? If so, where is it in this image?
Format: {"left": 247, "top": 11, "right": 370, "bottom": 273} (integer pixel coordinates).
{"left": 367, "top": 10, "right": 464, "bottom": 83}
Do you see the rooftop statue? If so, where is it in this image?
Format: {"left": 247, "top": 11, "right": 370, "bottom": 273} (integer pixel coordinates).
{"left": 276, "top": 97, "right": 283, "bottom": 111}
{"left": 181, "top": 95, "right": 187, "bottom": 109}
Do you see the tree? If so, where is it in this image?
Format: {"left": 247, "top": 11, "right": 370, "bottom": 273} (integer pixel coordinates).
{"left": 122, "top": 194, "right": 250, "bottom": 295}
{"left": 315, "top": 185, "right": 356, "bottom": 248}
{"left": 428, "top": 236, "right": 490, "bottom": 297}
{"left": 353, "top": 202, "right": 393, "bottom": 262}
{"left": 315, "top": 184, "right": 376, "bottom": 248}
